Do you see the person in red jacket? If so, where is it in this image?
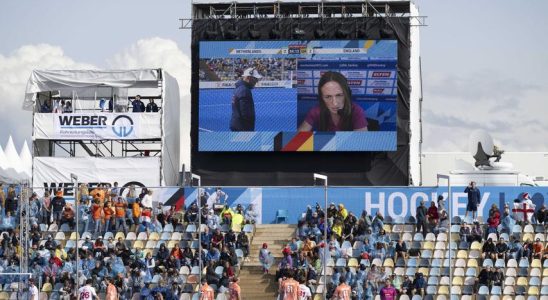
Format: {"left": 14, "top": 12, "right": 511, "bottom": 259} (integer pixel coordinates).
{"left": 487, "top": 204, "right": 501, "bottom": 234}
{"left": 427, "top": 202, "right": 439, "bottom": 230}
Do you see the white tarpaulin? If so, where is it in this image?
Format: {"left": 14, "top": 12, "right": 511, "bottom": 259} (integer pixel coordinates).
{"left": 33, "top": 112, "right": 161, "bottom": 140}
{"left": 23, "top": 69, "right": 159, "bottom": 110}
{"left": 33, "top": 156, "right": 161, "bottom": 190}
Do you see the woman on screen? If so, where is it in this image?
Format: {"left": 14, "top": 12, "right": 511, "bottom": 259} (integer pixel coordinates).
{"left": 298, "top": 71, "right": 368, "bottom": 132}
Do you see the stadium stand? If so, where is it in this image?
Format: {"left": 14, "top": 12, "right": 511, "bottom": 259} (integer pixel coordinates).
{"left": 272, "top": 200, "right": 548, "bottom": 300}
{"left": 0, "top": 184, "right": 256, "bottom": 300}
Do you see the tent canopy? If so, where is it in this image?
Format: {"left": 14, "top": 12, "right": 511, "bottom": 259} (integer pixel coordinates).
{"left": 23, "top": 69, "right": 161, "bottom": 110}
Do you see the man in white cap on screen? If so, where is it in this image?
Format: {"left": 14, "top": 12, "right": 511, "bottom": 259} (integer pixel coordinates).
{"left": 230, "top": 67, "right": 262, "bottom": 131}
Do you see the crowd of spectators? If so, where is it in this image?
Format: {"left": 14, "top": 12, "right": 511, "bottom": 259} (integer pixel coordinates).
{"left": 202, "top": 58, "right": 296, "bottom": 82}
{"left": 0, "top": 184, "right": 258, "bottom": 299}
{"left": 274, "top": 193, "right": 547, "bottom": 300}
{"left": 38, "top": 95, "right": 161, "bottom": 114}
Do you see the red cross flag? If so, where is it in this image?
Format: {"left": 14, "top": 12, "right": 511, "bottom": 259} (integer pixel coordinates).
{"left": 512, "top": 200, "right": 536, "bottom": 223}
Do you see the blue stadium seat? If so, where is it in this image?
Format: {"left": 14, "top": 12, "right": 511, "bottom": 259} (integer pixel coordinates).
{"left": 478, "top": 286, "right": 489, "bottom": 295}
{"left": 276, "top": 210, "right": 288, "bottom": 223}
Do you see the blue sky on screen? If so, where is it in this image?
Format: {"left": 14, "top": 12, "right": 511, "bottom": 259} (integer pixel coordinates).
{"left": 0, "top": 0, "right": 547, "bottom": 151}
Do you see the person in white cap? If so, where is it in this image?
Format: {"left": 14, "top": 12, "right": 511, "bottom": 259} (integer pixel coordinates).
{"left": 230, "top": 67, "right": 262, "bottom": 131}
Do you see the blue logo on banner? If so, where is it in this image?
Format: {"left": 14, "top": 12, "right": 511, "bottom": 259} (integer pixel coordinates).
{"left": 111, "top": 115, "right": 134, "bottom": 137}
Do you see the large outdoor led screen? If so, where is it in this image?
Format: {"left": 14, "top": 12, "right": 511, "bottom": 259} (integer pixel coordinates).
{"left": 198, "top": 40, "right": 397, "bottom": 152}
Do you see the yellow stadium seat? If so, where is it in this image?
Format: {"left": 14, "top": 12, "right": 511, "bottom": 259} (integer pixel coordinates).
{"left": 423, "top": 241, "right": 434, "bottom": 250}
{"left": 438, "top": 286, "right": 449, "bottom": 295}
{"left": 133, "top": 240, "right": 144, "bottom": 249}
{"left": 528, "top": 286, "right": 539, "bottom": 295}
{"left": 418, "top": 267, "right": 430, "bottom": 276}
{"left": 452, "top": 276, "right": 464, "bottom": 285}
{"left": 148, "top": 232, "right": 159, "bottom": 241}
{"left": 114, "top": 231, "right": 126, "bottom": 240}
{"left": 516, "top": 277, "right": 528, "bottom": 286}
{"left": 348, "top": 258, "right": 359, "bottom": 268}
{"left": 383, "top": 258, "right": 394, "bottom": 267}
{"left": 383, "top": 224, "right": 392, "bottom": 233}
{"left": 470, "top": 241, "right": 482, "bottom": 250}
{"left": 457, "top": 250, "right": 468, "bottom": 259}
{"left": 467, "top": 259, "right": 478, "bottom": 268}
{"left": 531, "top": 259, "right": 541, "bottom": 268}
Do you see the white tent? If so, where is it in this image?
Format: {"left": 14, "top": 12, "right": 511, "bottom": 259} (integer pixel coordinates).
{"left": 0, "top": 137, "right": 30, "bottom": 182}
{"left": 19, "top": 140, "right": 32, "bottom": 177}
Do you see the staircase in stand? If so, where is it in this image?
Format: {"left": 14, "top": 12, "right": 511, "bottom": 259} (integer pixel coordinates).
{"left": 238, "top": 224, "right": 296, "bottom": 300}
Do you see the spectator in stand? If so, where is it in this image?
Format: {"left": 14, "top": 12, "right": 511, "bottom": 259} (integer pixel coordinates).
{"left": 278, "top": 248, "right": 293, "bottom": 271}
{"left": 114, "top": 197, "right": 128, "bottom": 234}
{"left": 0, "top": 183, "right": 5, "bottom": 211}
{"left": 394, "top": 239, "right": 407, "bottom": 262}
{"left": 236, "top": 231, "right": 249, "bottom": 258}
{"left": 259, "top": 243, "right": 274, "bottom": 274}
{"left": 91, "top": 199, "right": 103, "bottom": 235}
{"left": 459, "top": 222, "right": 472, "bottom": 243}
{"left": 532, "top": 238, "right": 544, "bottom": 259}
{"left": 146, "top": 99, "right": 159, "bottom": 112}
{"left": 244, "top": 203, "right": 258, "bottom": 224}
{"left": 141, "top": 190, "right": 153, "bottom": 210}
{"left": 51, "top": 190, "right": 66, "bottom": 224}
{"left": 371, "top": 212, "right": 384, "bottom": 234}
{"left": 412, "top": 272, "right": 426, "bottom": 297}
{"left": 465, "top": 181, "right": 481, "bottom": 221}
{"left": 5, "top": 185, "right": 17, "bottom": 216}
{"left": 416, "top": 200, "right": 428, "bottom": 237}
{"left": 522, "top": 239, "right": 534, "bottom": 261}
{"left": 103, "top": 201, "right": 115, "bottom": 234}
{"left": 426, "top": 201, "right": 439, "bottom": 231}
{"left": 471, "top": 221, "right": 483, "bottom": 242}
{"left": 379, "top": 279, "right": 397, "bottom": 300}
{"left": 535, "top": 204, "right": 547, "bottom": 225}
{"left": 492, "top": 267, "right": 504, "bottom": 288}
{"left": 482, "top": 238, "right": 497, "bottom": 260}
{"left": 508, "top": 236, "right": 523, "bottom": 260}
{"left": 131, "top": 95, "right": 145, "bottom": 112}
{"left": 476, "top": 267, "right": 491, "bottom": 292}
{"left": 60, "top": 204, "right": 76, "bottom": 229}
{"left": 501, "top": 208, "right": 515, "bottom": 234}
{"left": 495, "top": 237, "right": 509, "bottom": 260}
{"left": 0, "top": 211, "right": 15, "bottom": 230}
{"left": 487, "top": 204, "right": 501, "bottom": 235}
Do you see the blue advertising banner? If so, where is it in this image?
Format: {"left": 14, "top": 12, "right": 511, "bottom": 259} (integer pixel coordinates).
{"left": 182, "top": 186, "right": 548, "bottom": 224}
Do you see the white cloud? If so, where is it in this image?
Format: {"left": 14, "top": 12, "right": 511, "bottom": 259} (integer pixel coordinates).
{"left": 107, "top": 37, "right": 192, "bottom": 166}
{"left": 422, "top": 71, "right": 548, "bottom": 152}
{"left": 108, "top": 37, "right": 191, "bottom": 96}
{"left": 0, "top": 44, "right": 95, "bottom": 146}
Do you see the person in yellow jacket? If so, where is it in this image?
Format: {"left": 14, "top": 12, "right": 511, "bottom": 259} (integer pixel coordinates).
{"left": 231, "top": 212, "right": 244, "bottom": 231}
{"left": 338, "top": 203, "right": 348, "bottom": 220}
{"left": 332, "top": 218, "right": 343, "bottom": 239}
{"left": 220, "top": 205, "right": 235, "bottom": 226}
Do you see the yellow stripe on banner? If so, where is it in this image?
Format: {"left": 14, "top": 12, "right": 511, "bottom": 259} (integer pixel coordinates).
{"left": 364, "top": 40, "right": 375, "bottom": 49}
{"left": 297, "top": 135, "right": 314, "bottom": 151}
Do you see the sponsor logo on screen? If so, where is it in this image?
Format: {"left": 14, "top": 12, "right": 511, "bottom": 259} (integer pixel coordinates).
{"left": 371, "top": 71, "right": 392, "bottom": 78}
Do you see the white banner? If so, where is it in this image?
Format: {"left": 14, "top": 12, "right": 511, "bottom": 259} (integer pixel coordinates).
{"left": 33, "top": 157, "right": 161, "bottom": 198}
{"left": 34, "top": 112, "right": 161, "bottom": 140}
{"left": 199, "top": 80, "right": 293, "bottom": 89}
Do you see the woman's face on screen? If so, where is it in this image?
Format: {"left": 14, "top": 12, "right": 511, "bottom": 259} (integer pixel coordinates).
{"left": 321, "top": 81, "right": 345, "bottom": 114}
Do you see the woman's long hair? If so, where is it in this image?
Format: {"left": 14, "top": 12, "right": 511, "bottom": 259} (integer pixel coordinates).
{"left": 318, "top": 71, "right": 353, "bottom": 131}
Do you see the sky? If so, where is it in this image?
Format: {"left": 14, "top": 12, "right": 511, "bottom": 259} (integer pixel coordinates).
{"left": 0, "top": 0, "right": 547, "bottom": 154}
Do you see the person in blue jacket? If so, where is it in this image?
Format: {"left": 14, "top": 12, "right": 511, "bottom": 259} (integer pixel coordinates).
{"left": 464, "top": 181, "right": 481, "bottom": 220}
{"left": 230, "top": 67, "right": 262, "bottom": 131}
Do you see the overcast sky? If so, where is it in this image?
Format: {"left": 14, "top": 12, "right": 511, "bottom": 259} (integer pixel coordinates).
{"left": 1, "top": 0, "right": 547, "bottom": 153}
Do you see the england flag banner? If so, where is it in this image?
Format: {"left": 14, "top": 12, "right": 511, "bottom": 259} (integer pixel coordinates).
{"left": 33, "top": 112, "right": 161, "bottom": 140}
{"left": 512, "top": 200, "right": 536, "bottom": 223}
